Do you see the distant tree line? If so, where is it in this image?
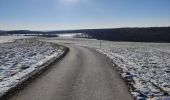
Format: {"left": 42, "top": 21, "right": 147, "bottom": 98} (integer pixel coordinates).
{"left": 1, "top": 27, "right": 170, "bottom": 42}
{"left": 85, "top": 27, "right": 170, "bottom": 42}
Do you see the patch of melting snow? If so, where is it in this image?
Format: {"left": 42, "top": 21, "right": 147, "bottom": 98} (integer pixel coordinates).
{"left": 0, "top": 38, "right": 64, "bottom": 96}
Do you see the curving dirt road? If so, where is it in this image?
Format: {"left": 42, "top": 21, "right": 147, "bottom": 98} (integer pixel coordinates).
{"left": 9, "top": 44, "right": 133, "bottom": 100}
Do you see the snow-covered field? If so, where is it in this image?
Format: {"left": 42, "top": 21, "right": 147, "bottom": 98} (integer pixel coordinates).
{"left": 97, "top": 43, "right": 170, "bottom": 100}
{"left": 52, "top": 38, "right": 170, "bottom": 100}
{"left": 0, "top": 38, "right": 65, "bottom": 97}
{"left": 0, "top": 36, "right": 31, "bottom": 43}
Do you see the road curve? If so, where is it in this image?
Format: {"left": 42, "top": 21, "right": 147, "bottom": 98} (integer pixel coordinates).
{"left": 9, "top": 44, "right": 133, "bottom": 100}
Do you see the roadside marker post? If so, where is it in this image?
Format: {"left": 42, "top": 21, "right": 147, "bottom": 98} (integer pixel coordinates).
{"left": 100, "top": 41, "right": 102, "bottom": 49}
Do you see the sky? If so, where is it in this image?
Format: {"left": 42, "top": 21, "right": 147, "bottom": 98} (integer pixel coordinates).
{"left": 0, "top": 0, "right": 170, "bottom": 30}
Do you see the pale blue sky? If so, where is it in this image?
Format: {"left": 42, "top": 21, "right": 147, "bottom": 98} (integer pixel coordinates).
{"left": 0, "top": 0, "right": 170, "bottom": 30}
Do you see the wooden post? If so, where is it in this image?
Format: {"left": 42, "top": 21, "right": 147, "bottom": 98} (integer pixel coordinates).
{"left": 100, "top": 41, "right": 102, "bottom": 49}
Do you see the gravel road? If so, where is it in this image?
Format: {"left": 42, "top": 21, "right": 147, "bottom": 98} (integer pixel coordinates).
{"left": 9, "top": 44, "right": 133, "bottom": 100}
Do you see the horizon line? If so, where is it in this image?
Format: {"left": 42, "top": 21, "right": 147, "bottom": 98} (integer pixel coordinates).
{"left": 1, "top": 26, "right": 170, "bottom": 32}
